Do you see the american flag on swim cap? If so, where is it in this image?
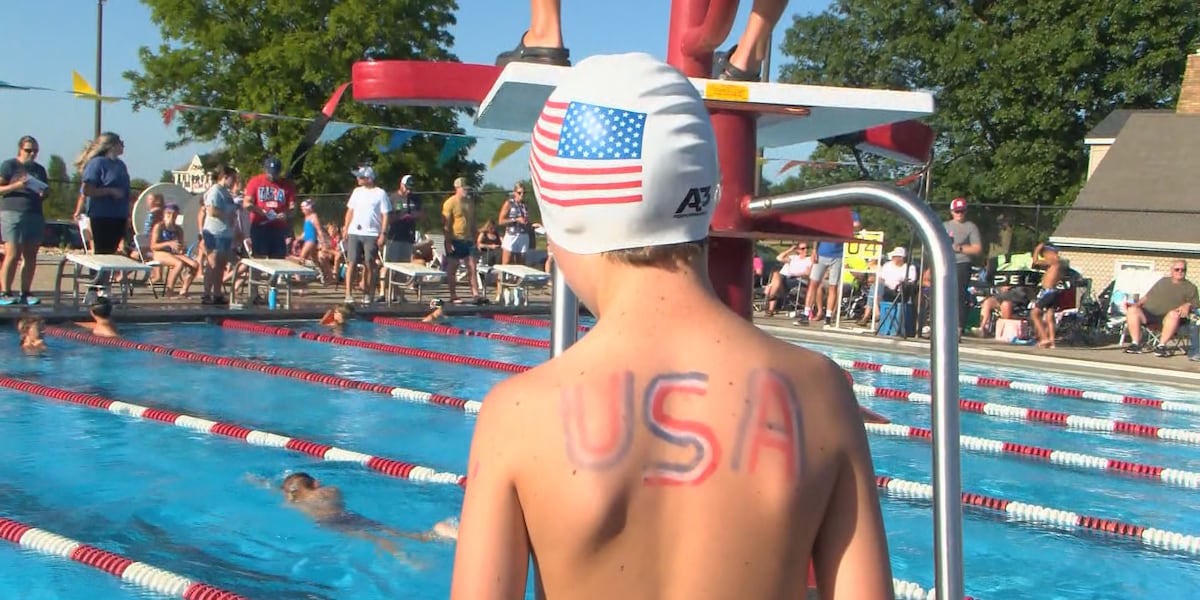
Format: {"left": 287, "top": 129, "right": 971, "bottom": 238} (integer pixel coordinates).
{"left": 530, "top": 101, "right": 647, "bottom": 207}
{"left": 529, "top": 52, "right": 720, "bottom": 255}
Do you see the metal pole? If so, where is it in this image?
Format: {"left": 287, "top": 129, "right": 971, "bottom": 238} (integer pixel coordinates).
{"left": 748, "top": 182, "right": 964, "bottom": 600}
{"left": 548, "top": 263, "right": 579, "bottom": 357}
{"left": 94, "top": 0, "right": 105, "bottom": 137}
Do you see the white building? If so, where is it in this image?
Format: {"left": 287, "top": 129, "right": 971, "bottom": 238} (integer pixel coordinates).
{"left": 171, "top": 155, "right": 213, "bottom": 194}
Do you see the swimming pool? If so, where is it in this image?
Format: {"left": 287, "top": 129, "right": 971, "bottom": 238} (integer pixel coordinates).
{"left": 1, "top": 315, "right": 1198, "bottom": 599}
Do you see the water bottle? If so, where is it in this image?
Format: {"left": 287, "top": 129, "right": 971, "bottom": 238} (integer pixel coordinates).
{"left": 268, "top": 286, "right": 278, "bottom": 310}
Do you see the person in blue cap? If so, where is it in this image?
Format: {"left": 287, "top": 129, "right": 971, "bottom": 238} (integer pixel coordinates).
{"left": 242, "top": 156, "right": 296, "bottom": 259}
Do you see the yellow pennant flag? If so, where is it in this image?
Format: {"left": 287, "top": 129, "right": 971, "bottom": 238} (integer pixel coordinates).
{"left": 72, "top": 70, "right": 120, "bottom": 103}
{"left": 490, "top": 140, "right": 527, "bottom": 169}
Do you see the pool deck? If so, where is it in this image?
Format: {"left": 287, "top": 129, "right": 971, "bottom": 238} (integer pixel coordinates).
{"left": 10, "top": 252, "right": 1199, "bottom": 390}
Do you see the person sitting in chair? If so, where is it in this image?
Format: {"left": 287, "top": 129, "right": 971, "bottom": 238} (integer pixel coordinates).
{"left": 860, "top": 247, "right": 916, "bottom": 326}
{"left": 1124, "top": 260, "right": 1198, "bottom": 357}
{"left": 762, "top": 242, "right": 812, "bottom": 316}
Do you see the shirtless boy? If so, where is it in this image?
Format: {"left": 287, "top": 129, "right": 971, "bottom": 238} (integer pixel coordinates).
{"left": 255, "top": 472, "right": 456, "bottom": 566}
{"left": 77, "top": 296, "right": 119, "bottom": 338}
{"left": 17, "top": 314, "right": 46, "bottom": 354}
{"left": 451, "top": 53, "right": 892, "bottom": 600}
{"left": 1029, "top": 242, "right": 1062, "bottom": 348}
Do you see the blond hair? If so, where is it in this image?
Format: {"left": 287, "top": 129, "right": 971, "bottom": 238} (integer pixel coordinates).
{"left": 74, "top": 132, "right": 122, "bottom": 172}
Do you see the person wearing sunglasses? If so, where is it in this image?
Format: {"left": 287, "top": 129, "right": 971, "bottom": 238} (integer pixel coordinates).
{"left": 1123, "top": 260, "right": 1198, "bottom": 356}
{"left": 0, "top": 136, "right": 49, "bottom": 306}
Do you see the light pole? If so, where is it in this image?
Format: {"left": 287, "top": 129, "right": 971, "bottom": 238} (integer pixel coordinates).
{"left": 94, "top": 0, "right": 105, "bottom": 137}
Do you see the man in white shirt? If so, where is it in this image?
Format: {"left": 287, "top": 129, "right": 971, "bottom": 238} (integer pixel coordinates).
{"left": 343, "top": 166, "right": 391, "bottom": 303}
{"left": 861, "top": 247, "right": 917, "bottom": 325}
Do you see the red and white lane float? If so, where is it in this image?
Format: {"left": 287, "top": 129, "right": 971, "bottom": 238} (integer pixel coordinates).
{"left": 0, "top": 516, "right": 245, "bottom": 599}
{"left": 41, "top": 327, "right": 482, "bottom": 414}
{"left": 0, "top": 376, "right": 465, "bottom": 487}
{"left": 867, "top": 422, "right": 1200, "bottom": 489}
{"left": 876, "top": 474, "right": 1200, "bottom": 556}
{"left": 830, "top": 357, "right": 1197, "bottom": 415}
{"left": 482, "top": 314, "right": 1191, "bottom": 416}
{"left": 854, "top": 383, "right": 1200, "bottom": 445}
{"left": 218, "top": 319, "right": 527, "bottom": 373}
{"left": 373, "top": 316, "right": 551, "bottom": 349}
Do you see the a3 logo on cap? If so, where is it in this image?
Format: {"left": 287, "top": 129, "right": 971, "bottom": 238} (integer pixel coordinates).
{"left": 674, "top": 185, "right": 713, "bottom": 219}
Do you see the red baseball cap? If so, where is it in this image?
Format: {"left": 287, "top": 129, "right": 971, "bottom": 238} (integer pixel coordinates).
{"left": 950, "top": 197, "right": 967, "bottom": 212}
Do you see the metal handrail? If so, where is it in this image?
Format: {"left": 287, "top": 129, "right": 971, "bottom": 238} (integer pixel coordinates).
{"left": 549, "top": 265, "right": 580, "bottom": 356}
{"left": 748, "top": 181, "right": 964, "bottom": 600}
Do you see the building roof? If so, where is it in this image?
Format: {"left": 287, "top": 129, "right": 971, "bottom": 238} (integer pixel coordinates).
{"left": 1084, "top": 109, "right": 1170, "bottom": 144}
{"left": 1051, "top": 112, "right": 1200, "bottom": 253}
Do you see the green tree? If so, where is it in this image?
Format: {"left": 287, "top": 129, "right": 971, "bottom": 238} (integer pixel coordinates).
{"left": 125, "top": 0, "right": 481, "bottom": 197}
{"left": 778, "top": 0, "right": 1200, "bottom": 252}
{"left": 43, "top": 154, "right": 76, "bottom": 219}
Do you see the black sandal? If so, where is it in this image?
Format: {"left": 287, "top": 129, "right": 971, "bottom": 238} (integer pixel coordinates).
{"left": 713, "top": 45, "right": 760, "bottom": 82}
{"left": 496, "top": 32, "right": 571, "bottom": 67}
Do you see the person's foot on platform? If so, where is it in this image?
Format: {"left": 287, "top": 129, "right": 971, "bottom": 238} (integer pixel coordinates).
{"left": 1154, "top": 345, "right": 1171, "bottom": 358}
{"left": 713, "top": 45, "right": 761, "bottom": 82}
{"left": 496, "top": 31, "right": 571, "bottom": 67}
{"left": 1124, "top": 342, "right": 1143, "bottom": 354}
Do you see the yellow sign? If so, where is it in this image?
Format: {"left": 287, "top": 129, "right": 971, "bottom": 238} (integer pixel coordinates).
{"left": 841, "top": 230, "right": 885, "bottom": 283}
{"left": 703, "top": 82, "right": 750, "bottom": 103}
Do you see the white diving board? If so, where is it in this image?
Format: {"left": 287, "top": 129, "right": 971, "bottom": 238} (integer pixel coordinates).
{"left": 53, "top": 254, "right": 154, "bottom": 310}
{"left": 475, "top": 62, "right": 935, "bottom": 147}
{"left": 238, "top": 258, "right": 317, "bottom": 310}
{"left": 492, "top": 264, "right": 551, "bottom": 306}
{"left": 382, "top": 262, "right": 447, "bottom": 305}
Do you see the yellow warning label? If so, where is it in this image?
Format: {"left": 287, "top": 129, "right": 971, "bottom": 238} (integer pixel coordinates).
{"left": 703, "top": 82, "right": 750, "bottom": 102}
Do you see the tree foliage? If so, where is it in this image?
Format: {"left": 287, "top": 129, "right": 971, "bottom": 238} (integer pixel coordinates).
{"left": 44, "top": 154, "right": 76, "bottom": 220}
{"left": 777, "top": 0, "right": 1200, "bottom": 253}
{"left": 125, "top": 0, "right": 481, "bottom": 196}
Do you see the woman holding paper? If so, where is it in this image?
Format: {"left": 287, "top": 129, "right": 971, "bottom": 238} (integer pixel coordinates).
{"left": 0, "top": 136, "right": 49, "bottom": 306}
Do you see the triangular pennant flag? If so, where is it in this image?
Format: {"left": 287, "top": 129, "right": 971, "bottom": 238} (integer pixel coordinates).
{"left": 777, "top": 160, "right": 804, "bottom": 176}
{"left": 321, "top": 82, "right": 351, "bottom": 118}
{"left": 0, "top": 80, "right": 33, "bottom": 90}
{"left": 317, "top": 121, "right": 356, "bottom": 144}
{"left": 71, "top": 70, "right": 121, "bottom": 103}
{"left": 490, "top": 140, "right": 527, "bottom": 169}
{"left": 438, "top": 136, "right": 474, "bottom": 166}
{"left": 378, "top": 130, "right": 418, "bottom": 153}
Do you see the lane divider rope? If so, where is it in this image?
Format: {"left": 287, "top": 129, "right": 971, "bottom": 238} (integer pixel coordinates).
{"left": 0, "top": 516, "right": 246, "bottom": 599}
{"left": 831, "top": 357, "right": 1196, "bottom": 416}
{"left": 867, "top": 422, "right": 1200, "bottom": 489}
{"left": 0, "top": 376, "right": 466, "bottom": 487}
{"left": 877, "top": 473, "right": 1200, "bottom": 557}
{"left": 373, "top": 316, "right": 551, "bottom": 349}
{"left": 853, "top": 383, "right": 1200, "bottom": 445}
{"left": 483, "top": 314, "right": 1190, "bottom": 416}
{"left": 41, "top": 327, "right": 482, "bottom": 414}
{"left": 218, "top": 319, "right": 528, "bottom": 374}
{"left": 487, "top": 313, "right": 589, "bottom": 332}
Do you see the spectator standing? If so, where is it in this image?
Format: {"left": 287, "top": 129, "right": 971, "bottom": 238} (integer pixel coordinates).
{"left": 342, "top": 166, "right": 390, "bottom": 304}
{"left": 243, "top": 156, "right": 296, "bottom": 259}
{"left": 0, "top": 136, "right": 49, "bottom": 305}
{"left": 75, "top": 132, "right": 131, "bottom": 256}
{"left": 800, "top": 210, "right": 861, "bottom": 326}
{"left": 200, "top": 166, "right": 241, "bottom": 305}
{"left": 384, "top": 174, "right": 421, "bottom": 264}
{"left": 442, "top": 177, "right": 480, "bottom": 303}
{"left": 944, "top": 197, "right": 982, "bottom": 331}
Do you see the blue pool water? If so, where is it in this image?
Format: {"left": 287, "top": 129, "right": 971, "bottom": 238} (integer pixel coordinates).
{"left": 0, "top": 316, "right": 1198, "bottom": 599}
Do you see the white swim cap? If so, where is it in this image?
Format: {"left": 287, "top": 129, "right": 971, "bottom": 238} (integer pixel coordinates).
{"left": 530, "top": 53, "right": 720, "bottom": 255}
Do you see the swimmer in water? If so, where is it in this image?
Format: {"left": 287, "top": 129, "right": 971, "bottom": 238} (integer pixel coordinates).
{"left": 16, "top": 313, "right": 46, "bottom": 355}
{"left": 76, "top": 296, "right": 119, "bottom": 338}
{"left": 253, "top": 472, "right": 458, "bottom": 566}
{"left": 319, "top": 303, "right": 355, "bottom": 334}
{"left": 422, "top": 298, "right": 447, "bottom": 324}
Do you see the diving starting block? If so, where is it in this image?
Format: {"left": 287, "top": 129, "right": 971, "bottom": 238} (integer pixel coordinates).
{"left": 492, "top": 264, "right": 551, "bottom": 306}
{"left": 352, "top": 60, "right": 934, "bottom": 153}
{"left": 352, "top": 59, "right": 935, "bottom": 241}
{"left": 53, "top": 254, "right": 154, "bottom": 310}
{"left": 237, "top": 258, "right": 317, "bottom": 310}
{"left": 382, "top": 262, "right": 447, "bottom": 305}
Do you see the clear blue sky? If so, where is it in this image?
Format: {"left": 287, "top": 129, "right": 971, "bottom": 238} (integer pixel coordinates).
{"left": 0, "top": 0, "right": 830, "bottom": 185}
